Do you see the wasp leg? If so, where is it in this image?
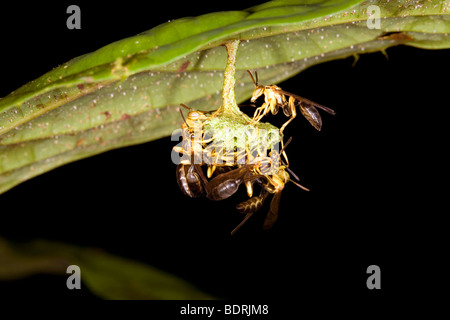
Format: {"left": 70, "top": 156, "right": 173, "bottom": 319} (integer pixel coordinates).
{"left": 212, "top": 165, "right": 233, "bottom": 176}
{"left": 252, "top": 102, "right": 268, "bottom": 122}
{"left": 279, "top": 96, "right": 297, "bottom": 135}
{"left": 173, "top": 146, "right": 194, "bottom": 165}
{"left": 278, "top": 139, "right": 289, "bottom": 167}
{"left": 245, "top": 180, "right": 254, "bottom": 198}
{"left": 207, "top": 165, "right": 216, "bottom": 178}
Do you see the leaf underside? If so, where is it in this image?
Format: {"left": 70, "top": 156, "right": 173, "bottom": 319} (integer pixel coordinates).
{"left": 1, "top": 0, "right": 449, "bottom": 194}
{"left": 0, "top": 237, "right": 212, "bottom": 299}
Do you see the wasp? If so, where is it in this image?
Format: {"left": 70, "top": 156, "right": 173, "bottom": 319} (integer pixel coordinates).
{"left": 232, "top": 182, "right": 269, "bottom": 234}
{"left": 175, "top": 149, "right": 308, "bottom": 234}
{"left": 176, "top": 162, "right": 263, "bottom": 203}
{"left": 242, "top": 135, "right": 294, "bottom": 196}
{"left": 173, "top": 105, "right": 310, "bottom": 234}
{"left": 230, "top": 164, "right": 309, "bottom": 234}
{"left": 230, "top": 139, "right": 309, "bottom": 234}
{"left": 174, "top": 160, "right": 272, "bottom": 233}
{"left": 172, "top": 104, "right": 214, "bottom": 166}
{"left": 204, "top": 164, "right": 261, "bottom": 201}
{"left": 173, "top": 104, "right": 246, "bottom": 178}
{"left": 247, "top": 70, "right": 336, "bottom": 134}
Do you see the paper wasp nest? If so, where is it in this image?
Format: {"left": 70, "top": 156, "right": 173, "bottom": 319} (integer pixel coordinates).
{"left": 173, "top": 41, "right": 334, "bottom": 234}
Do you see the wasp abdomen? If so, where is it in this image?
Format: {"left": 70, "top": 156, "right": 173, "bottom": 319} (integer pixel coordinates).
{"left": 207, "top": 179, "right": 239, "bottom": 201}
{"left": 236, "top": 197, "right": 264, "bottom": 214}
{"left": 176, "top": 164, "right": 205, "bottom": 198}
{"left": 236, "top": 189, "right": 269, "bottom": 214}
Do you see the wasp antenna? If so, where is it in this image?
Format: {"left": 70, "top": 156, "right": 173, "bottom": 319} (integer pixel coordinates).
{"left": 284, "top": 164, "right": 300, "bottom": 182}
{"left": 238, "top": 103, "right": 257, "bottom": 108}
{"left": 291, "top": 179, "right": 310, "bottom": 191}
{"left": 247, "top": 70, "right": 257, "bottom": 86}
{"left": 255, "top": 71, "right": 259, "bottom": 85}
{"left": 283, "top": 136, "right": 293, "bottom": 150}
{"left": 179, "top": 109, "right": 190, "bottom": 129}
{"left": 279, "top": 136, "right": 293, "bottom": 156}
{"left": 179, "top": 103, "right": 191, "bottom": 110}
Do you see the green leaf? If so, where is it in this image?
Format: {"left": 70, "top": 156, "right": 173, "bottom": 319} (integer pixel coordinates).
{"left": 0, "top": 237, "right": 213, "bottom": 299}
{"left": 1, "top": 0, "right": 450, "bottom": 194}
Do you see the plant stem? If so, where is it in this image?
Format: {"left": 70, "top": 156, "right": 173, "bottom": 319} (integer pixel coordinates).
{"left": 218, "top": 40, "right": 241, "bottom": 116}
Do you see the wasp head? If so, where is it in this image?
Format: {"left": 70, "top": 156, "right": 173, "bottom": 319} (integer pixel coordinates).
{"left": 251, "top": 85, "right": 265, "bottom": 103}
{"left": 187, "top": 110, "right": 207, "bottom": 121}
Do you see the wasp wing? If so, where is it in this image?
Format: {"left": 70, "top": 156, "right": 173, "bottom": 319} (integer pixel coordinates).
{"left": 276, "top": 90, "right": 336, "bottom": 115}
{"left": 299, "top": 104, "right": 322, "bottom": 131}
{"left": 276, "top": 89, "right": 335, "bottom": 131}
{"left": 263, "top": 191, "right": 282, "bottom": 229}
{"left": 231, "top": 211, "right": 255, "bottom": 235}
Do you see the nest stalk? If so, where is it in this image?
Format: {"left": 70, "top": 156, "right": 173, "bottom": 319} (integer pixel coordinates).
{"left": 215, "top": 40, "right": 242, "bottom": 117}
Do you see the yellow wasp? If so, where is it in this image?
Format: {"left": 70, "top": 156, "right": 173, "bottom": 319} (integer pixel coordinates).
{"left": 173, "top": 104, "right": 246, "bottom": 178}
{"left": 231, "top": 155, "right": 309, "bottom": 235}
{"left": 247, "top": 70, "right": 336, "bottom": 134}
{"left": 173, "top": 104, "right": 210, "bottom": 165}
{"left": 230, "top": 138, "right": 309, "bottom": 234}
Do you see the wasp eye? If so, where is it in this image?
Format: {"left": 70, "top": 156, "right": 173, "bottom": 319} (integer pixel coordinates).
{"left": 188, "top": 111, "right": 200, "bottom": 120}
{"left": 260, "top": 161, "right": 272, "bottom": 175}
{"left": 251, "top": 87, "right": 265, "bottom": 102}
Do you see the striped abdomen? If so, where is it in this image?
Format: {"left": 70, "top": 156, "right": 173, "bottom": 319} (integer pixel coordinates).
{"left": 236, "top": 189, "right": 269, "bottom": 214}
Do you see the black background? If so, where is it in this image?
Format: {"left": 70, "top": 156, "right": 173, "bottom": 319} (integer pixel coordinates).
{"left": 0, "top": 0, "right": 448, "bottom": 306}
